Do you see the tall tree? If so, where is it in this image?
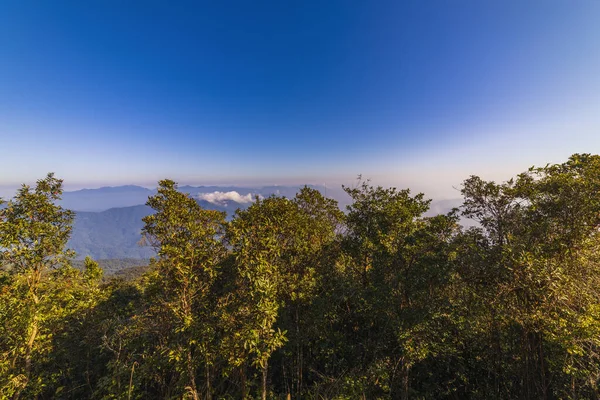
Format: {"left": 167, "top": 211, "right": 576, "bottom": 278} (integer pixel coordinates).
{"left": 339, "top": 180, "right": 459, "bottom": 399}
{"left": 0, "top": 173, "right": 74, "bottom": 398}
{"left": 274, "top": 187, "right": 344, "bottom": 398}
{"left": 224, "top": 195, "right": 298, "bottom": 400}
{"left": 140, "top": 179, "right": 227, "bottom": 399}
{"left": 456, "top": 154, "right": 600, "bottom": 399}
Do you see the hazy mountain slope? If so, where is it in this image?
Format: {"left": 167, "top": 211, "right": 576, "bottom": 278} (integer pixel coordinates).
{"left": 67, "top": 200, "right": 251, "bottom": 260}
{"left": 60, "top": 185, "right": 155, "bottom": 211}
{"left": 68, "top": 205, "right": 155, "bottom": 260}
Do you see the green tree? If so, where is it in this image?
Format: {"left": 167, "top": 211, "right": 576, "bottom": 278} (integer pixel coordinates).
{"left": 0, "top": 173, "right": 74, "bottom": 398}
{"left": 456, "top": 154, "right": 600, "bottom": 398}
{"left": 224, "top": 195, "right": 300, "bottom": 400}
{"left": 272, "top": 187, "right": 344, "bottom": 398}
{"left": 139, "top": 179, "right": 227, "bottom": 399}
{"left": 338, "top": 180, "right": 460, "bottom": 399}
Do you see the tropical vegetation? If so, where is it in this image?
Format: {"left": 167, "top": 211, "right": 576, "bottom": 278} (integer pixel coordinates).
{"left": 2, "top": 154, "right": 600, "bottom": 399}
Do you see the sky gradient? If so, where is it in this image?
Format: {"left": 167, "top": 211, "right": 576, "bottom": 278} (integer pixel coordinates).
{"left": 1, "top": 1, "right": 599, "bottom": 198}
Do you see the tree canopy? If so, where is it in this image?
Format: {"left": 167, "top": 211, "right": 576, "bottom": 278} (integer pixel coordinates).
{"left": 2, "top": 154, "right": 600, "bottom": 399}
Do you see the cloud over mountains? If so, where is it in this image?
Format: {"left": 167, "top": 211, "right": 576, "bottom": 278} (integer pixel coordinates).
{"left": 197, "top": 191, "right": 261, "bottom": 205}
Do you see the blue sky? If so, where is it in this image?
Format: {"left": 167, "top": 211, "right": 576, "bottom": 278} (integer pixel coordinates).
{"left": 1, "top": 1, "right": 599, "bottom": 198}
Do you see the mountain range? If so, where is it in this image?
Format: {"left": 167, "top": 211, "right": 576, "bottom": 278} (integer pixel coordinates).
{"left": 50, "top": 184, "right": 460, "bottom": 261}
{"left": 65, "top": 184, "right": 338, "bottom": 259}
{"left": 3, "top": 184, "right": 462, "bottom": 261}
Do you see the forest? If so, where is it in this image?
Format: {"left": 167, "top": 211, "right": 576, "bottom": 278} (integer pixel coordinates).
{"left": 2, "top": 153, "right": 600, "bottom": 399}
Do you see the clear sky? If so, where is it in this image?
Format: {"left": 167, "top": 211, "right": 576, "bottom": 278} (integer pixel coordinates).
{"left": 1, "top": 1, "right": 599, "bottom": 198}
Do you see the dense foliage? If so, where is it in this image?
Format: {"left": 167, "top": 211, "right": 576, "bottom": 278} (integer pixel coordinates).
{"left": 2, "top": 155, "right": 600, "bottom": 399}
{"left": 70, "top": 259, "right": 150, "bottom": 277}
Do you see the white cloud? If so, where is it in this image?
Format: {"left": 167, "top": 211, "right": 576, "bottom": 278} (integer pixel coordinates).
{"left": 197, "top": 191, "right": 260, "bottom": 205}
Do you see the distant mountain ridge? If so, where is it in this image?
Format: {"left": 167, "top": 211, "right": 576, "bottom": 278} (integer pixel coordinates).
{"left": 60, "top": 184, "right": 334, "bottom": 212}
{"left": 60, "top": 185, "right": 155, "bottom": 212}
{"left": 63, "top": 184, "right": 460, "bottom": 262}
{"left": 65, "top": 185, "right": 325, "bottom": 260}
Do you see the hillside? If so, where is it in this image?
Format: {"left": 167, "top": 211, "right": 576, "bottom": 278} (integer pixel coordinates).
{"left": 68, "top": 205, "right": 155, "bottom": 259}
{"left": 68, "top": 200, "right": 249, "bottom": 260}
